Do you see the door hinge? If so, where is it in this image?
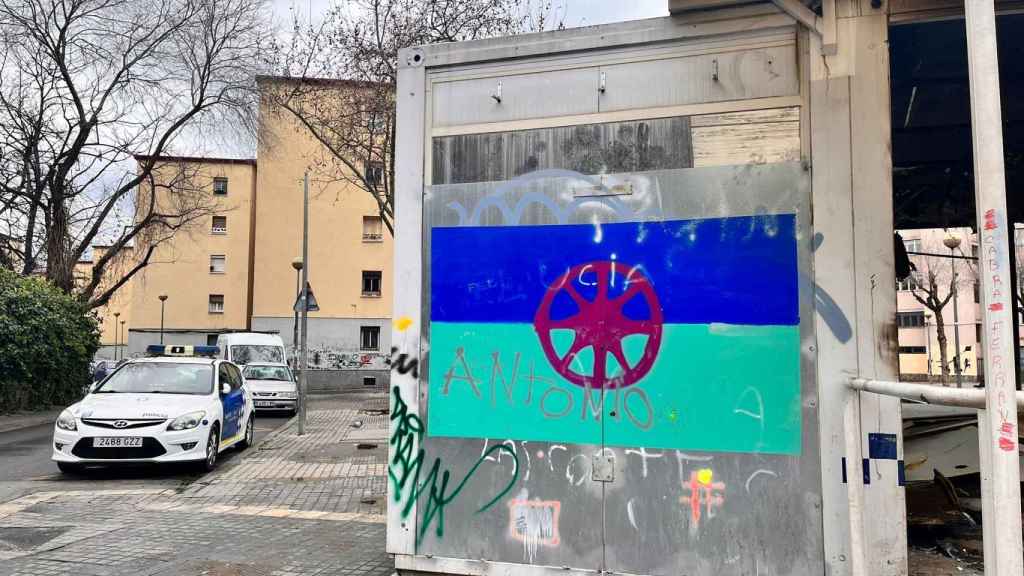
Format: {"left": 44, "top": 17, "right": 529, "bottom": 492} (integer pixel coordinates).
{"left": 592, "top": 452, "right": 614, "bottom": 483}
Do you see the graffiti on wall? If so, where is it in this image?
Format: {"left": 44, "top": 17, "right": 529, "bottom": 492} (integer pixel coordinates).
{"left": 508, "top": 498, "right": 561, "bottom": 563}
{"left": 427, "top": 215, "right": 802, "bottom": 454}
{"left": 389, "top": 386, "right": 520, "bottom": 548}
{"left": 297, "top": 346, "right": 388, "bottom": 370}
{"left": 680, "top": 468, "right": 726, "bottom": 535}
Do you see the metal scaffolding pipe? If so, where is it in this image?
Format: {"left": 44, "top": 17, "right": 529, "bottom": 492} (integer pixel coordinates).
{"left": 849, "top": 378, "right": 1024, "bottom": 410}
{"left": 964, "top": 0, "right": 1023, "bottom": 573}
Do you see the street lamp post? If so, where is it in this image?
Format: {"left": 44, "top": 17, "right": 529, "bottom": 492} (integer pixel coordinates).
{"left": 291, "top": 257, "right": 303, "bottom": 362}
{"left": 113, "top": 311, "right": 121, "bottom": 362}
{"left": 298, "top": 172, "right": 310, "bottom": 436}
{"left": 120, "top": 320, "right": 126, "bottom": 360}
{"left": 158, "top": 294, "right": 168, "bottom": 345}
{"left": 944, "top": 233, "right": 963, "bottom": 388}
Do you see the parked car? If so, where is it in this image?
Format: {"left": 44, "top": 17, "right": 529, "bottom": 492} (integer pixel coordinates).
{"left": 53, "top": 345, "right": 254, "bottom": 473}
{"left": 242, "top": 363, "right": 297, "bottom": 415}
{"left": 216, "top": 332, "right": 287, "bottom": 366}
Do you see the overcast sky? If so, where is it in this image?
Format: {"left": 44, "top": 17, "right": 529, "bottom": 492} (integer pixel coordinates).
{"left": 271, "top": 0, "right": 668, "bottom": 29}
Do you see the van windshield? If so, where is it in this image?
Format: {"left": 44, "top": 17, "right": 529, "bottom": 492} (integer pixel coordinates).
{"left": 95, "top": 363, "right": 213, "bottom": 395}
{"left": 230, "top": 345, "right": 284, "bottom": 365}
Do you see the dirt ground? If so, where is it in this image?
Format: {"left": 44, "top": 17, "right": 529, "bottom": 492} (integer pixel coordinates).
{"left": 909, "top": 547, "right": 983, "bottom": 576}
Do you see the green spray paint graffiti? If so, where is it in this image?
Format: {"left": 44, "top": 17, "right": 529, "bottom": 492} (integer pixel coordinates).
{"left": 389, "top": 386, "right": 519, "bottom": 547}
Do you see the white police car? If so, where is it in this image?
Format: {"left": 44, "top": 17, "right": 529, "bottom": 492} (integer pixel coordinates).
{"left": 52, "top": 345, "right": 254, "bottom": 473}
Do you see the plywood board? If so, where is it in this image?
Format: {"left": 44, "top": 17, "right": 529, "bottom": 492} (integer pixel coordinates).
{"left": 692, "top": 120, "right": 801, "bottom": 166}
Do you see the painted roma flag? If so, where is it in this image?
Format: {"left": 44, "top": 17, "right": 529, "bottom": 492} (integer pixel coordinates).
{"left": 427, "top": 214, "right": 802, "bottom": 455}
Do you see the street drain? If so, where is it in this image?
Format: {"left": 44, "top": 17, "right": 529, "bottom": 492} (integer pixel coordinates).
{"left": 356, "top": 443, "right": 378, "bottom": 450}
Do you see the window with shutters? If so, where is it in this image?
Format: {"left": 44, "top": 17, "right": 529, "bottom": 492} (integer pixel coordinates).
{"left": 209, "top": 294, "right": 224, "bottom": 314}
{"left": 212, "top": 216, "right": 227, "bottom": 234}
{"left": 363, "top": 216, "right": 383, "bottom": 242}
{"left": 210, "top": 255, "right": 225, "bottom": 274}
{"left": 360, "top": 326, "right": 380, "bottom": 351}
{"left": 362, "top": 271, "right": 381, "bottom": 297}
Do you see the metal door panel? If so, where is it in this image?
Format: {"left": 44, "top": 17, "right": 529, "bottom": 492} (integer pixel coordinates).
{"left": 415, "top": 172, "right": 606, "bottom": 569}
{"left": 598, "top": 162, "right": 823, "bottom": 576}
{"left": 414, "top": 160, "right": 821, "bottom": 574}
{"left": 598, "top": 45, "right": 799, "bottom": 112}
{"left": 431, "top": 67, "right": 599, "bottom": 127}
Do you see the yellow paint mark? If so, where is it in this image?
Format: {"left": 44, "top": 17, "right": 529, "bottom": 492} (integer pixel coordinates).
{"left": 697, "top": 468, "right": 713, "bottom": 485}
{"left": 394, "top": 316, "right": 414, "bottom": 332}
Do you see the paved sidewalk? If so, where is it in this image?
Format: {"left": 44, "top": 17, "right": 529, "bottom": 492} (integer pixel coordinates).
{"left": 0, "top": 393, "right": 393, "bottom": 576}
{"left": 0, "top": 410, "right": 60, "bottom": 434}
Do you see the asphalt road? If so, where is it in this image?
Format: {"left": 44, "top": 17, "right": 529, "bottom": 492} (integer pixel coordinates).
{"left": 0, "top": 411, "right": 292, "bottom": 503}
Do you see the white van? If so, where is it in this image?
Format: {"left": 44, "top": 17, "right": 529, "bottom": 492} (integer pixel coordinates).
{"left": 216, "top": 333, "right": 287, "bottom": 367}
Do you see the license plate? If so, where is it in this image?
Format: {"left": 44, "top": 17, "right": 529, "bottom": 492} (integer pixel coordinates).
{"left": 93, "top": 437, "right": 143, "bottom": 448}
{"left": 255, "top": 401, "right": 273, "bottom": 407}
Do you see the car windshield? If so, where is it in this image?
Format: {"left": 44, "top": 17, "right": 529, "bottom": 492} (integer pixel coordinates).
{"left": 94, "top": 363, "right": 213, "bottom": 395}
{"left": 243, "top": 365, "right": 292, "bottom": 381}
{"left": 230, "top": 345, "right": 284, "bottom": 365}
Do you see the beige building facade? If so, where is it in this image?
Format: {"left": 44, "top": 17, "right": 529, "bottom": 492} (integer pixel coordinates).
{"left": 103, "top": 79, "right": 393, "bottom": 382}
{"left": 75, "top": 245, "right": 135, "bottom": 361}
{"left": 251, "top": 77, "right": 393, "bottom": 369}
{"left": 125, "top": 157, "right": 257, "bottom": 352}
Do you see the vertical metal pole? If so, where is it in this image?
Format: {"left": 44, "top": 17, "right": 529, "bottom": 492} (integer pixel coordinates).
{"left": 952, "top": 252, "right": 962, "bottom": 387}
{"left": 843, "top": 391, "right": 867, "bottom": 576}
{"left": 978, "top": 410, "right": 996, "bottom": 573}
{"left": 293, "top": 269, "right": 300, "bottom": 360}
{"left": 965, "top": 1, "right": 1023, "bottom": 574}
{"left": 298, "top": 172, "right": 309, "bottom": 436}
{"left": 160, "top": 301, "right": 165, "bottom": 345}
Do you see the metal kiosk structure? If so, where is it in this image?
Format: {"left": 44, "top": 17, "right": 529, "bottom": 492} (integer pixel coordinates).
{"left": 389, "top": 2, "right": 1020, "bottom": 575}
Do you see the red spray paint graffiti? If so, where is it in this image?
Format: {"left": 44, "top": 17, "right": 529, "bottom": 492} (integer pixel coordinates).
{"left": 679, "top": 468, "right": 725, "bottom": 531}
{"left": 534, "top": 261, "right": 662, "bottom": 389}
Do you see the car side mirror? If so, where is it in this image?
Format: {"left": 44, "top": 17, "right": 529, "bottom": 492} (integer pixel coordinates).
{"left": 220, "top": 382, "right": 231, "bottom": 395}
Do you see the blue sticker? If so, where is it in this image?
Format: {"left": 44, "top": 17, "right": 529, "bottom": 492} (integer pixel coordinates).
{"left": 868, "top": 432, "right": 898, "bottom": 460}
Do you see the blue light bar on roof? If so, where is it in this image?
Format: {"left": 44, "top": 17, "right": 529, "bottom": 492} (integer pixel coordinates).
{"left": 146, "top": 345, "right": 220, "bottom": 358}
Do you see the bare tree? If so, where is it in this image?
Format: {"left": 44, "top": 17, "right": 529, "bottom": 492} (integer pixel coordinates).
{"left": 908, "top": 233, "right": 975, "bottom": 383}
{"left": 265, "top": 0, "right": 564, "bottom": 235}
{"left": 0, "top": 0, "right": 269, "bottom": 308}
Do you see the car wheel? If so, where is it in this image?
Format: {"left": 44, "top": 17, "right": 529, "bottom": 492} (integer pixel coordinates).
{"left": 56, "top": 462, "right": 83, "bottom": 474}
{"left": 199, "top": 425, "right": 220, "bottom": 472}
{"left": 239, "top": 415, "right": 254, "bottom": 450}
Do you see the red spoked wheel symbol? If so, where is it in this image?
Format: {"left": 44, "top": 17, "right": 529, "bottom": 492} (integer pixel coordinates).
{"left": 534, "top": 261, "right": 663, "bottom": 389}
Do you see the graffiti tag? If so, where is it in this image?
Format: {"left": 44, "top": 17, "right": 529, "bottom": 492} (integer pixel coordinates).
{"left": 389, "top": 386, "right": 519, "bottom": 546}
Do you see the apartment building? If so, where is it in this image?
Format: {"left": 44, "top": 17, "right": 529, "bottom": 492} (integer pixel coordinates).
{"left": 124, "top": 157, "right": 257, "bottom": 353}
{"left": 75, "top": 245, "right": 135, "bottom": 361}
{"left": 97, "top": 79, "right": 393, "bottom": 387}
{"left": 251, "top": 77, "right": 393, "bottom": 375}
{"left": 896, "top": 225, "right": 1024, "bottom": 383}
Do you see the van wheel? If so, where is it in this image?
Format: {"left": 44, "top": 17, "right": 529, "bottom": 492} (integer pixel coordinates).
{"left": 199, "top": 425, "right": 220, "bottom": 472}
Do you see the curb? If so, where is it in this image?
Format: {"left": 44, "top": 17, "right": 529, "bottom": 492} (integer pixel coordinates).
{"left": 0, "top": 410, "right": 61, "bottom": 434}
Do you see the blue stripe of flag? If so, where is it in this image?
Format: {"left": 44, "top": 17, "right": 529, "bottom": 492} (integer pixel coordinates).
{"left": 430, "top": 214, "right": 799, "bottom": 325}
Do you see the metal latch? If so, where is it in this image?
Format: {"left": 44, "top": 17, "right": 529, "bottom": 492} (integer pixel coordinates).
{"left": 592, "top": 452, "right": 615, "bottom": 483}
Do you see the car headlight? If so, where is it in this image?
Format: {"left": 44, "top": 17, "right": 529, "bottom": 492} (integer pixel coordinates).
{"left": 278, "top": 392, "right": 297, "bottom": 399}
{"left": 167, "top": 411, "right": 206, "bottom": 431}
{"left": 56, "top": 410, "right": 77, "bottom": 431}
